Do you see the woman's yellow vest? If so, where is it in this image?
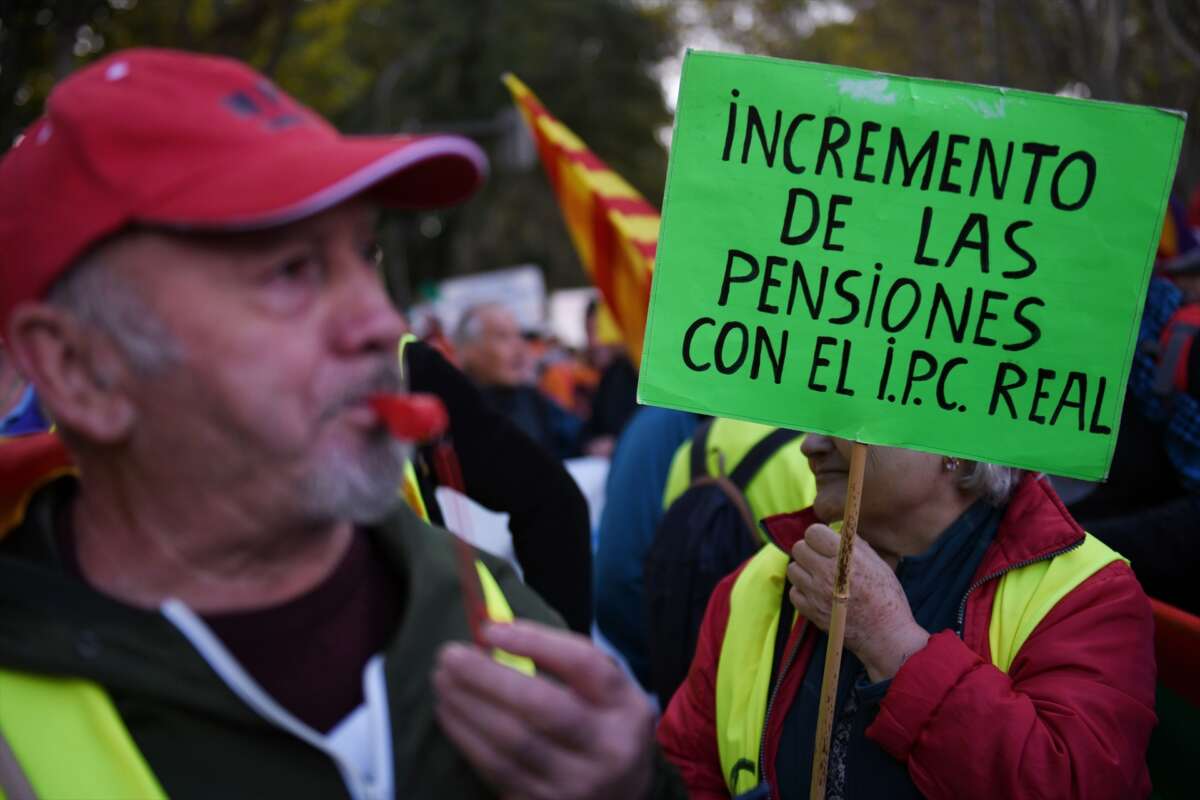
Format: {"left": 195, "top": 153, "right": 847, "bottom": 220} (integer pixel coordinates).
{"left": 715, "top": 532, "right": 1124, "bottom": 796}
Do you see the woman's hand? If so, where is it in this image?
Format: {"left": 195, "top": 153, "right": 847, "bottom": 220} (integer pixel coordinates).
{"left": 788, "top": 523, "right": 930, "bottom": 682}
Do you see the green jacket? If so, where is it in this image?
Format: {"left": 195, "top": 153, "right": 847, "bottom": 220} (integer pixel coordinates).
{"left": 0, "top": 478, "right": 682, "bottom": 799}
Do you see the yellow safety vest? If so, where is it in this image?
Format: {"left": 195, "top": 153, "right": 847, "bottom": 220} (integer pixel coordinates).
{"left": 0, "top": 559, "right": 529, "bottom": 800}
{"left": 715, "top": 532, "right": 1124, "bottom": 796}
{"left": 394, "top": 333, "right": 434, "bottom": 523}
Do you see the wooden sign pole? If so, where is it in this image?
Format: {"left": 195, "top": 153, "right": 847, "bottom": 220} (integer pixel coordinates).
{"left": 810, "top": 441, "right": 869, "bottom": 800}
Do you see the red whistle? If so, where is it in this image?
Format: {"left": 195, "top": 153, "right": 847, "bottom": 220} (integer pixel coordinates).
{"left": 368, "top": 393, "right": 449, "bottom": 442}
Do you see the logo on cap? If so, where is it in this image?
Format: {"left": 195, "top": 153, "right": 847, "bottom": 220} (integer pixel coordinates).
{"left": 222, "top": 80, "right": 308, "bottom": 131}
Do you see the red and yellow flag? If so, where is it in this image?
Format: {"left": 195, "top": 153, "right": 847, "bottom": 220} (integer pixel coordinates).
{"left": 502, "top": 73, "right": 658, "bottom": 366}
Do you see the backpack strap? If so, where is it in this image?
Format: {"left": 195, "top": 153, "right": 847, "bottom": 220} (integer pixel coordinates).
{"left": 690, "top": 419, "right": 715, "bottom": 481}
{"left": 728, "top": 428, "right": 803, "bottom": 490}
{"left": 690, "top": 474, "right": 761, "bottom": 547}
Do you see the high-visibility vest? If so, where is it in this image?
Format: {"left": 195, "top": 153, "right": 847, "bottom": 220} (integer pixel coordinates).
{"left": 715, "top": 532, "right": 1124, "bottom": 796}
{"left": 0, "top": 558, "right": 528, "bottom": 800}
{"left": 402, "top": 458, "right": 430, "bottom": 522}
{"left": 394, "top": 333, "right": 434, "bottom": 523}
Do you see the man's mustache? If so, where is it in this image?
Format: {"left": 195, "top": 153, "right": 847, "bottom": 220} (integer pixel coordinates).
{"left": 321, "top": 366, "right": 406, "bottom": 421}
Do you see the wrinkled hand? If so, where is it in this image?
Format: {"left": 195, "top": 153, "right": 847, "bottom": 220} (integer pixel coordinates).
{"left": 788, "top": 524, "right": 930, "bottom": 682}
{"left": 433, "top": 621, "right": 656, "bottom": 800}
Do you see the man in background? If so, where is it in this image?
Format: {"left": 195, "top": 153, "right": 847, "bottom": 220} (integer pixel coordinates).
{"left": 456, "top": 302, "right": 585, "bottom": 459}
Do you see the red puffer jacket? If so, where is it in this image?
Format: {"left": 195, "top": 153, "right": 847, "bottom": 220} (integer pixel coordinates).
{"left": 658, "top": 474, "right": 1156, "bottom": 799}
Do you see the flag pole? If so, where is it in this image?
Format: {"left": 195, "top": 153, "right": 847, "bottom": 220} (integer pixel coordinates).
{"left": 810, "top": 440, "right": 869, "bottom": 800}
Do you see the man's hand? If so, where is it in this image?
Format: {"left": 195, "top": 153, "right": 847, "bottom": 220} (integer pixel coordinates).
{"left": 433, "top": 620, "right": 656, "bottom": 800}
{"left": 788, "top": 524, "right": 930, "bottom": 682}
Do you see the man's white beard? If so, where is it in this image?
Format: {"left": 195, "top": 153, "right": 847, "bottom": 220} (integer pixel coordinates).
{"left": 301, "top": 433, "right": 413, "bottom": 525}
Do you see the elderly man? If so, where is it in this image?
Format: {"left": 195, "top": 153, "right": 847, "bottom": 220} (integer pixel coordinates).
{"left": 455, "top": 303, "right": 584, "bottom": 459}
{"left": 0, "top": 49, "right": 678, "bottom": 800}
{"left": 456, "top": 302, "right": 535, "bottom": 389}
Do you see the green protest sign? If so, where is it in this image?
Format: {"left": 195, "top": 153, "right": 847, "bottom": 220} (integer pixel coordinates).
{"left": 639, "top": 51, "right": 1185, "bottom": 480}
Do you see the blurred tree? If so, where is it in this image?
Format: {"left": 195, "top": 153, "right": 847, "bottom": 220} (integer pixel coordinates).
{"left": 0, "top": 0, "right": 674, "bottom": 300}
{"left": 685, "top": 0, "right": 1199, "bottom": 192}
{"left": 1, "top": 1, "right": 350, "bottom": 148}
{"left": 343, "top": 0, "right": 675, "bottom": 298}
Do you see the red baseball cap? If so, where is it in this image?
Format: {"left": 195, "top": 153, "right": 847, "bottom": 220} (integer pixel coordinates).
{"left": 0, "top": 48, "right": 488, "bottom": 330}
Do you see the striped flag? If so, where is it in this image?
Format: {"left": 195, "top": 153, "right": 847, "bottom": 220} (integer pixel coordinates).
{"left": 502, "top": 73, "right": 658, "bottom": 366}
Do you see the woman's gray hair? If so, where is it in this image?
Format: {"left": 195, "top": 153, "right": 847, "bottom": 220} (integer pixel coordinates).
{"left": 957, "top": 461, "right": 1022, "bottom": 506}
{"left": 46, "top": 251, "right": 183, "bottom": 376}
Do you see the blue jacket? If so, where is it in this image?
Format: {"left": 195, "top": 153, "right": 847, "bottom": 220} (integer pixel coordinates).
{"left": 594, "top": 407, "right": 698, "bottom": 685}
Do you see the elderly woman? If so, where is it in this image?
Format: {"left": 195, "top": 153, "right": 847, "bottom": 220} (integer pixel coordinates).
{"left": 658, "top": 434, "right": 1156, "bottom": 799}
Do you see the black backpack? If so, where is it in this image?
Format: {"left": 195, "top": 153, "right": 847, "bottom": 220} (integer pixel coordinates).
{"left": 643, "top": 420, "right": 802, "bottom": 704}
